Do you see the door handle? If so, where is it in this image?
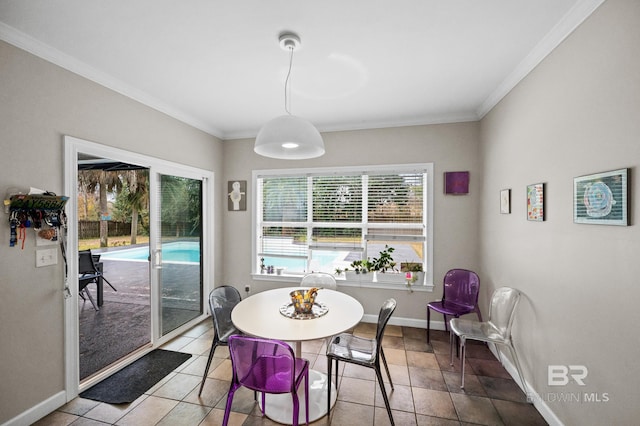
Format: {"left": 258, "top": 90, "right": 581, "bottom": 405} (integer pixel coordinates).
{"left": 153, "top": 249, "right": 162, "bottom": 269}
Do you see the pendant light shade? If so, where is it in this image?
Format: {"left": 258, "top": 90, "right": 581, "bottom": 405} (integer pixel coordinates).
{"left": 254, "top": 32, "right": 325, "bottom": 160}
{"left": 254, "top": 114, "right": 325, "bottom": 159}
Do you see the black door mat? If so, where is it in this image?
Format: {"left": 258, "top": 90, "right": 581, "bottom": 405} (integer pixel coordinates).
{"left": 79, "top": 349, "right": 192, "bottom": 404}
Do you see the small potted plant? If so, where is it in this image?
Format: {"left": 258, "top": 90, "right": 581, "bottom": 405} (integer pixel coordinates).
{"left": 401, "top": 262, "right": 424, "bottom": 287}
{"left": 371, "top": 246, "right": 405, "bottom": 283}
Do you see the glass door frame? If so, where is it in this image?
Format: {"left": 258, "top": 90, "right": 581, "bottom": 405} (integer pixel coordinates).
{"left": 64, "top": 136, "right": 213, "bottom": 400}
{"left": 150, "top": 169, "right": 208, "bottom": 339}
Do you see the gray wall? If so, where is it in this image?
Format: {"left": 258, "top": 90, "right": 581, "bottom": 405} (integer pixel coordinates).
{"left": 221, "top": 123, "right": 482, "bottom": 318}
{"left": 2, "top": 0, "right": 638, "bottom": 423}
{"left": 0, "top": 40, "right": 223, "bottom": 424}
{"left": 479, "top": 0, "right": 639, "bottom": 424}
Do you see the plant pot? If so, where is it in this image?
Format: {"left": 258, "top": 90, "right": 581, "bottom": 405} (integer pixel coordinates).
{"left": 344, "top": 271, "right": 360, "bottom": 281}
{"left": 375, "top": 272, "right": 406, "bottom": 284}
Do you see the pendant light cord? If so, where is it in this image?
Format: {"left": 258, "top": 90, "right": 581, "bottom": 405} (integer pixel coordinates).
{"left": 284, "top": 46, "right": 294, "bottom": 115}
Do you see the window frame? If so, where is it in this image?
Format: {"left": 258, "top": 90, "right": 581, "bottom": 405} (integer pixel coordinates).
{"left": 252, "top": 163, "right": 434, "bottom": 290}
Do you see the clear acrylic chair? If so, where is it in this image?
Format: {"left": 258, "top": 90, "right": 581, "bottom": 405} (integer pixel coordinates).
{"left": 326, "top": 298, "right": 397, "bottom": 426}
{"left": 223, "top": 335, "right": 309, "bottom": 426}
{"left": 449, "top": 287, "right": 527, "bottom": 396}
{"left": 427, "top": 269, "right": 482, "bottom": 342}
{"left": 300, "top": 272, "right": 337, "bottom": 290}
{"left": 198, "top": 285, "right": 243, "bottom": 396}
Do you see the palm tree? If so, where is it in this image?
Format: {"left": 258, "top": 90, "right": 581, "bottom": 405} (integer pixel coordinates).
{"left": 123, "top": 170, "right": 149, "bottom": 244}
{"left": 79, "top": 169, "right": 122, "bottom": 247}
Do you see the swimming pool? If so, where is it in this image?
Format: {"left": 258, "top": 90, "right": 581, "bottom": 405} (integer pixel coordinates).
{"left": 99, "top": 241, "right": 201, "bottom": 264}
{"left": 262, "top": 251, "right": 351, "bottom": 273}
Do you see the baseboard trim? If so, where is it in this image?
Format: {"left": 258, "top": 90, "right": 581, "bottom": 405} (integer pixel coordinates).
{"left": 361, "top": 314, "right": 446, "bottom": 330}
{"left": 487, "top": 345, "right": 564, "bottom": 426}
{"left": 3, "top": 391, "right": 66, "bottom": 426}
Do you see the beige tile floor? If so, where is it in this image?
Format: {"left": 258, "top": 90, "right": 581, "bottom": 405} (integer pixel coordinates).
{"left": 36, "top": 320, "right": 548, "bottom": 425}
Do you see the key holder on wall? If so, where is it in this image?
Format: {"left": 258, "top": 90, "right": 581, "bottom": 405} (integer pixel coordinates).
{"left": 5, "top": 191, "right": 68, "bottom": 249}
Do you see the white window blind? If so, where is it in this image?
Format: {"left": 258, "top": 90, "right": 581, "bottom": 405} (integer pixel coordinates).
{"left": 254, "top": 164, "right": 432, "bottom": 282}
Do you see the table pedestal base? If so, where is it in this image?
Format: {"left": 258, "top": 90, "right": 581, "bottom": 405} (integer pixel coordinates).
{"left": 259, "top": 369, "right": 336, "bottom": 424}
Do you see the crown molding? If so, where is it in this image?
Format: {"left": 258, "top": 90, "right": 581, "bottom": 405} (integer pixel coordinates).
{"left": 0, "top": 22, "right": 225, "bottom": 139}
{"left": 476, "top": 0, "right": 607, "bottom": 118}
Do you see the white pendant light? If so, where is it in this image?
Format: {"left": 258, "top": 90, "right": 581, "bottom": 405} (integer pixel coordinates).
{"left": 254, "top": 33, "right": 325, "bottom": 160}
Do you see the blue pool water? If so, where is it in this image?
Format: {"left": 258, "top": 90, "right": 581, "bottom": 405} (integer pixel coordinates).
{"left": 100, "top": 241, "right": 200, "bottom": 264}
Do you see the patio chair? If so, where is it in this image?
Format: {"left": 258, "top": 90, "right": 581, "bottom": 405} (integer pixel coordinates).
{"left": 78, "top": 249, "right": 116, "bottom": 310}
{"left": 326, "top": 298, "right": 397, "bottom": 425}
{"left": 223, "top": 335, "right": 309, "bottom": 426}
{"left": 79, "top": 249, "right": 117, "bottom": 292}
{"left": 78, "top": 275, "right": 99, "bottom": 311}
{"left": 198, "top": 285, "right": 244, "bottom": 396}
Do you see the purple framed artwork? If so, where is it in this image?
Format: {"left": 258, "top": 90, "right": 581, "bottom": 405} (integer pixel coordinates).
{"left": 444, "top": 171, "right": 469, "bottom": 194}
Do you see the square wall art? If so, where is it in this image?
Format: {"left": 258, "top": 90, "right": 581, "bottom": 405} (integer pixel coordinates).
{"left": 444, "top": 171, "right": 469, "bottom": 194}
{"left": 574, "top": 168, "right": 628, "bottom": 226}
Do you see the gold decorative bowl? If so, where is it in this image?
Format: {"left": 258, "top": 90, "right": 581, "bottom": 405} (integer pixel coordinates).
{"left": 290, "top": 288, "right": 318, "bottom": 314}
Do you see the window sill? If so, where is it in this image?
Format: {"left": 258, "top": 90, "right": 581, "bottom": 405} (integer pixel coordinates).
{"left": 251, "top": 273, "right": 434, "bottom": 292}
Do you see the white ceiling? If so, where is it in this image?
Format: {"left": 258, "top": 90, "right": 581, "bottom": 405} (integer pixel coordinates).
{"left": 0, "top": 0, "right": 604, "bottom": 140}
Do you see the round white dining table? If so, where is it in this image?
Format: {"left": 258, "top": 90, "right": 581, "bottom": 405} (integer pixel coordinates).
{"left": 231, "top": 286, "right": 364, "bottom": 424}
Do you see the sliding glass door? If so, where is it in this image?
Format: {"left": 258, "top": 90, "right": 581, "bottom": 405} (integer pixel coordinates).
{"left": 155, "top": 174, "right": 203, "bottom": 335}
{"left": 65, "top": 136, "right": 212, "bottom": 396}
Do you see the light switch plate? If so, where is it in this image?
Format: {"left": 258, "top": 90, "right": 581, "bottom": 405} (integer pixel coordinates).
{"left": 36, "top": 248, "right": 58, "bottom": 267}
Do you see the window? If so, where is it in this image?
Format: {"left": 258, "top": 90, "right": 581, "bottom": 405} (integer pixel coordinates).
{"left": 253, "top": 163, "right": 433, "bottom": 287}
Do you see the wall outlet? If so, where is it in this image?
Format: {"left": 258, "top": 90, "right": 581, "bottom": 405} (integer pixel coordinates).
{"left": 244, "top": 285, "right": 250, "bottom": 293}
{"left": 36, "top": 248, "right": 58, "bottom": 267}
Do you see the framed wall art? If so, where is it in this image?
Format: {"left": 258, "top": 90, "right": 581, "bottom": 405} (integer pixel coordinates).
{"left": 500, "top": 189, "right": 511, "bottom": 214}
{"left": 527, "top": 183, "right": 544, "bottom": 221}
{"left": 227, "top": 180, "right": 247, "bottom": 211}
{"left": 573, "top": 168, "right": 628, "bottom": 226}
{"left": 444, "top": 171, "right": 469, "bottom": 194}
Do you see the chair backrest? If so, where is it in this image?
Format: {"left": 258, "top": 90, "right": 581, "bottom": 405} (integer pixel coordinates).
{"left": 300, "top": 272, "right": 337, "bottom": 290}
{"left": 78, "top": 250, "right": 97, "bottom": 274}
{"left": 442, "top": 269, "right": 480, "bottom": 310}
{"left": 210, "top": 286, "right": 242, "bottom": 342}
{"left": 375, "top": 298, "right": 397, "bottom": 345}
{"left": 488, "top": 287, "right": 521, "bottom": 337}
{"left": 228, "top": 335, "right": 296, "bottom": 393}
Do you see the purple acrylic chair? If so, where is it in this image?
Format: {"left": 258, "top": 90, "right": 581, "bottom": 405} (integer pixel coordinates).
{"left": 427, "top": 269, "right": 482, "bottom": 343}
{"left": 223, "top": 335, "right": 310, "bottom": 426}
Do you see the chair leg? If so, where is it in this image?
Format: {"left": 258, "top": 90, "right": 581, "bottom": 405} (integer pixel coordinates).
{"left": 304, "top": 368, "right": 310, "bottom": 425}
{"left": 222, "top": 386, "right": 236, "bottom": 426}
{"left": 101, "top": 276, "right": 117, "bottom": 292}
{"left": 379, "top": 347, "right": 394, "bottom": 389}
{"left": 81, "top": 288, "right": 99, "bottom": 311}
{"left": 460, "top": 338, "right": 467, "bottom": 389}
{"left": 426, "top": 307, "right": 431, "bottom": 343}
{"left": 449, "top": 330, "right": 454, "bottom": 366}
{"left": 327, "top": 356, "right": 333, "bottom": 415}
{"left": 374, "top": 364, "right": 395, "bottom": 426}
{"left": 291, "top": 391, "right": 299, "bottom": 426}
{"left": 506, "top": 344, "right": 529, "bottom": 401}
{"left": 198, "top": 341, "right": 218, "bottom": 396}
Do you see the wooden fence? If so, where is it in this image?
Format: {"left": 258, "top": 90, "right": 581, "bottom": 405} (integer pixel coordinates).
{"left": 78, "top": 220, "right": 132, "bottom": 239}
